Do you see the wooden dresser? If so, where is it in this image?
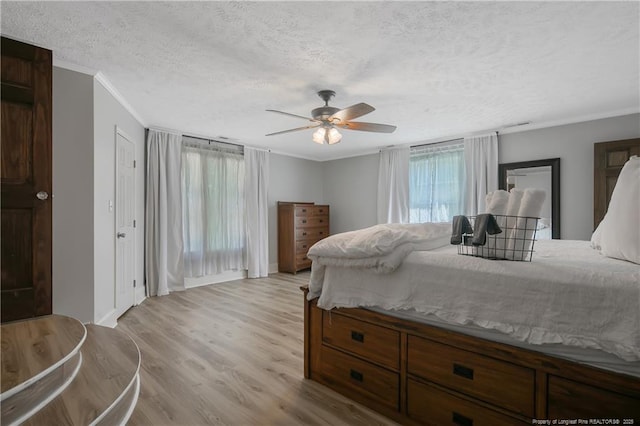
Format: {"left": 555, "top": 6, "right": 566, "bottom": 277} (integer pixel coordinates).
{"left": 304, "top": 292, "right": 640, "bottom": 425}
{"left": 278, "top": 202, "right": 329, "bottom": 273}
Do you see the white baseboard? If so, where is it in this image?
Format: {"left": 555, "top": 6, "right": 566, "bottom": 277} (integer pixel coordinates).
{"left": 96, "top": 309, "right": 118, "bottom": 328}
{"left": 185, "top": 269, "right": 247, "bottom": 289}
{"left": 134, "top": 286, "right": 146, "bottom": 305}
{"left": 269, "top": 263, "right": 279, "bottom": 274}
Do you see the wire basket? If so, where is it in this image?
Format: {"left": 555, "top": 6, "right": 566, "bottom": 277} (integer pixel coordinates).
{"left": 456, "top": 215, "right": 539, "bottom": 261}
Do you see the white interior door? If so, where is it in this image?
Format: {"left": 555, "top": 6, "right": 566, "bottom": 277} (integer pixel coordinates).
{"left": 115, "top": 130, "right": 136, "bottom": 318}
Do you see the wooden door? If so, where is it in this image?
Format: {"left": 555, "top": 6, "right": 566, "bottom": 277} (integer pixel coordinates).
{"left": 115, "top": 129, "right": 136, "bottom": 318}
{"left": 1, "top": 37, "right": 53, "bottom": 322}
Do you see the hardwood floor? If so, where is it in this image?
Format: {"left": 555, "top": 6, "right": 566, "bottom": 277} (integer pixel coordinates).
{"left": 117, "top": 272, "right": 397, "bottom": 426}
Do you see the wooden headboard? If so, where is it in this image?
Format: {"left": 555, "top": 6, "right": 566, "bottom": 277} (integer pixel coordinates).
{"left": 594, "top": 138, "right": 640, "bottom": 229}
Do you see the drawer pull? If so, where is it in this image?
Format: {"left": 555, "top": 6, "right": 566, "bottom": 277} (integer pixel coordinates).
{"left": 453, "top": 363, "right": 474, "bottom": 380}
{"left": 452, "top": 412, "right": 473, "bottom": 426}
{"left": 351, "top": 331, "right": 364, "bottom": 343}
{"left": 302, "top": 219, "right": 307, "bottom": 223}
{"left": 350, "top": 369, "right": 363, "bottom": 382}
{"left": 302, "top": 209, "right": 307, "bottom": 213}
{"left": 302, "top": 232, "right": 307, "bottom": 236}
{"left": 319, "top": 231, "right": 324, "bottom": 235}
{"left": 319, "top": 219, "right": 324, "bottom": 223}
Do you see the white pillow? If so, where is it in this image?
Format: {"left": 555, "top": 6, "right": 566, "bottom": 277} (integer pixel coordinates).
{"left": 598, "top": 155, "right": 640, "bottom": 264}
{"left": 590, "top": 220, "right": 603, "bottom": 250}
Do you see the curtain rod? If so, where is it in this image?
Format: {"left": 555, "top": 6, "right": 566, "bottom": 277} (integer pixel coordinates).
{"left": 410, "top": 130, "right": 499, "bottom": 149}
{"left": 183, "top": 134, "right": 244, "bottom": 149}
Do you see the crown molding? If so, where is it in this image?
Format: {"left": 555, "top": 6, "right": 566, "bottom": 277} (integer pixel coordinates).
{"left": 94, "top": 72, "right": 147, "bottom": 127}
{"left": 53, "top": 58, "right": 99, "bottom": 76}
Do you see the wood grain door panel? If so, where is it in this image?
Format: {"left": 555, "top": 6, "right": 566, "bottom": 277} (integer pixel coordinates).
{"left": 1, "top": 37, "right": 52, "bottom": 322}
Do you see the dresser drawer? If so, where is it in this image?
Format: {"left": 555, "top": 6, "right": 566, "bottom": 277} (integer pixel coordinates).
{"left": 295, "top": 253, "right": 311, "bottom": 270}
{"left": 548, "top": 375, "right": 640, "bottom": 419}
{"left": 323, "top": 311, "right": 399, "bottom": 370}
{"left": 319, "top": 345, "right": 399, "bottom": 410}
{"left": 295, "top": 205, "right": 329, "bottom": 216}
{"left": 407, "top": 379, "right": 527, "bottom": 426}
{"left": 295, "top": 240, "right": 314, "bottom": 254}
{"left": 295, "top": 215, "right": 328, "bottom": 228}
{"left": 295, "top": 227, "right": 328, "bottom": 240}
{"left": 407, "top": 335, "right": 534, "bottom": 417}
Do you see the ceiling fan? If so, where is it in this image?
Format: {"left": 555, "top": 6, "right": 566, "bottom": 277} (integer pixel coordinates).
{"left": 266, "top": 90, "right": 397, "bottom": 145}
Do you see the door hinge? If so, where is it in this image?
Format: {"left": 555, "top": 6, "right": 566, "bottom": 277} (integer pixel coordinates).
{"left": 133, "top": 220, "right": 136, "bottom": 228}
{"left": 133, "top": 279, "right": 136, "bottom": 288}
{"left": 133, "top": 160, "right": 137, "bottom": 168}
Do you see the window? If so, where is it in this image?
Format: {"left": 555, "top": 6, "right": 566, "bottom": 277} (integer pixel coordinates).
{"left": 181, "top": 137, "right": 246, "bottom": 277}
{"left": 409, "top": 141, "right": 465, "bottom": 223}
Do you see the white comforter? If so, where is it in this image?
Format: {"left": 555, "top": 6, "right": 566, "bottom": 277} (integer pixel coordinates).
{"left": 310, "top": 240, "right": 640, "bottom": 362}
{"left": 307, "top": 222, "right": 451, "bottom": 298}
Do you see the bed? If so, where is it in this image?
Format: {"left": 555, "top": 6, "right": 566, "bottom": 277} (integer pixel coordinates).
{"left": 302, "top": 138, "right": 640, "bottom": 425}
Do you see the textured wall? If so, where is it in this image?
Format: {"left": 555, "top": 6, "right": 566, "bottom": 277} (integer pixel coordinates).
{"left": 93, "top": 80, "right": 145, "bottom": 324}
{"left": 52, "top": 67, "right": 95, "bottom": 323}
{"left": 267, "top": 153, "right": 325, "bottom": 266}
{"left": 321, "top": 114, "right": 640, "bottom": 241}
{"left": 499, "top": 113, "right": 640, "bottom": 240}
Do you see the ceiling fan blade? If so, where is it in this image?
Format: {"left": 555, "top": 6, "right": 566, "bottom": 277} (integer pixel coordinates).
{"left": 266, "top": 109, "right": 319, "bottom": 122}
{"left": 329, "top": 103, "right": 375, "bottom": 123}
{"left": 265, "top": 123, "right": 321, "bottom": 136}
{"left": 337, "top": 121, "right": 397, "bottom": 133}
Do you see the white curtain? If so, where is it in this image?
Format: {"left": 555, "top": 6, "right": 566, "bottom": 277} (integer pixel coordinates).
{"left": 244, "top": 147, "right": 270, "bottom": 278}
{"left": 145, "top": 130, "right": 185, "bottom": 296}
{"left": 464, "top": 133, "right": 498, "bottom": 215}
{"left": 182, "top": 142, "right": 246, "bottom": 277}
{"left": 409, "top": 142, "right": 465, "bottom": 223}
{"left": 377, "top": 147, "right": 410, "bottom": 224}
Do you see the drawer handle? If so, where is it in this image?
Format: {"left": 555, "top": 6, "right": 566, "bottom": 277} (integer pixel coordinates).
{"left": 319, "top": 231, "right": 324, "bottom": 235}
{"left": 350, "top": 369, "right": 363, "bottom": 382}
{"left": 351, "top": 331, "right": 364, "bottom": 343}
{"left": 302, "top": 244, "right": 308, "bottom": 249}
{"left": 452, "top": 412, "right": 473, "bottom": 426}
{"left": 453, "top": 363, "right": 474, "bottom": 380}
{"left": 302, "top": 219, "right": 307, "bottom": 223}
{"left": 319, "top": 219, "right": 324, "bottom": 223}
{"left": 302, "top": 209, "right": 307, "bottom": 213}
{"left": 302, "top": 232, "right": 307, "bottom": 236}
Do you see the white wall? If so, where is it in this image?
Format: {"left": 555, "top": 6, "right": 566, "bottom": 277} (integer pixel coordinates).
{"left": 268, "top": 153, "right": 324, "bottom": 266}
{"left": 93, "top": 81, "right": 145, "bottom": 325}
{"left": 321, "top": 113, "right": 640, "bottom": 241}
{"left": 322, "top": 153, "right": 379, "bottom": 234}
{"left": 52, "top": 67, "right": 95, "bottom": 323}
{"left": 499, "top": 113, "right": 640, "bottom": 240}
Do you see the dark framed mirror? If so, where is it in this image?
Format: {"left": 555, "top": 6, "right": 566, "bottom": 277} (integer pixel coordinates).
{"left": 498, "top": 158, "right": 560, "bottom": 239}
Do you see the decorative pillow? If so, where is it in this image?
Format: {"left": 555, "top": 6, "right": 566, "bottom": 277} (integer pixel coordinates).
{"left": 590, "top": 220, "right": 603, "bottom": 250}
{"left": 598, "top": 156, "right": 640, "bottom": 264}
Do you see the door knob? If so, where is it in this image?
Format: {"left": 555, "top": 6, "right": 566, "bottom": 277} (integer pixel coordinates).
{"left": 36, "top": 191, "right": 49, "bottom": 200}
{"left": 117, "top": 232, "right": 126, "bottom": 239}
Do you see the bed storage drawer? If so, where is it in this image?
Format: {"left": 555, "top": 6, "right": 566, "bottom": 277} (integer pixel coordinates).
{"left": 407, "top": 335, "right": 534, "bottom": 417}
{"left": 407, "top": 379, "right": 526, "bottom": 426}
{"left": 319, "top": 345, "right": 399, "bottom": 410}
{"left": 548, "top": 375, "right": 640, "bottom": 419}
{"left": 322, "top": 311, "right": 399, "bottom": 369}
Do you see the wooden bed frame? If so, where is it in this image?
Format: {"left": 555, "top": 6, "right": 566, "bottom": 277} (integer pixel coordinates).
{"left": 303, "top": 138, "right": 640, "bottom": 425}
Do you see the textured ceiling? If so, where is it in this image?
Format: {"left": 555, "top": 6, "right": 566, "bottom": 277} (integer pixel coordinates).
{"left": 2, "top": 1, "right": 638, "bottom": 161}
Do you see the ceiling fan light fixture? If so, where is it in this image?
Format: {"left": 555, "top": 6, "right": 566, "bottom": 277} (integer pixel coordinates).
{"left": 312, "top": 127, "right": 342, "bottom": 145}
{"left": 312, "top": 128, "right": 326, "bottom": 144}
{"left": 327, "top": 128, "right": 342, "bottom": 144}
